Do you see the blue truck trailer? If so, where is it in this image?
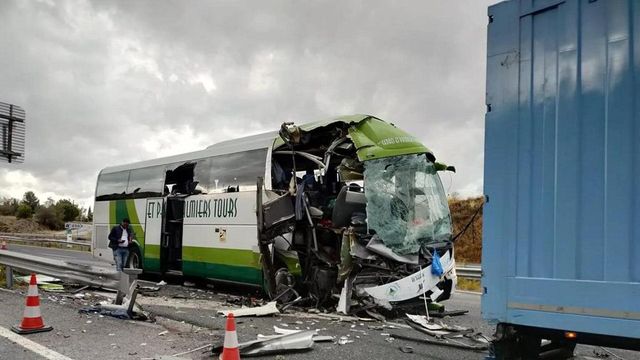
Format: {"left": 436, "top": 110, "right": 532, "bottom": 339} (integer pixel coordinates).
{"left": 483, "top": 0, "right": 640, "bottom": 358}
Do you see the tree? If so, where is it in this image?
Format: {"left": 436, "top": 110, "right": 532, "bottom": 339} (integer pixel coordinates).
{"left": 0, "top": 198, "right": 18, "bottom": 216}
{"left": 44, "top": 197, "right": 55, "bottom": 207}
{"left": 16, "top": 204, "right": 32, "bottom": 219}
{"left": 35, "top": 206, "right": 64, "bottom": 230}
{"left": 21, "top": 191, "right": 40, "bottom": 212}
{"left": 86, "top": 206, "right": 93, "bottom": 222}
{"left": 55, "top": 199, "right": 80, "bottom": 222}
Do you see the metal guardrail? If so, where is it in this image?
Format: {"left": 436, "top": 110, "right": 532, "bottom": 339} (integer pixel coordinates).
{"left": 0, "top": 244, "right": 482, "bottom": 292}
{"left": 0, "top": 232, "right": 91, "bottom": 241}
{"left": 456, "top": 265, "right": 482, "bottom": 279}
{"left": 0, "top": 249, "right": 118, "bottom": 289}
{"left": 0, "top": 234, "right": 91, "bottom": 251}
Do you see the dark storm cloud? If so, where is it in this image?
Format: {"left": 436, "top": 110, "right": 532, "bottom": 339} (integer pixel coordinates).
{"left": 0, "top": 0, "right": 495, "bottom": 205}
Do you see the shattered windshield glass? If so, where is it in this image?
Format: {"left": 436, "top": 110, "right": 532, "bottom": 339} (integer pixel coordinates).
{"left": 364, "top": 154, "right": 452, "bottom": 254}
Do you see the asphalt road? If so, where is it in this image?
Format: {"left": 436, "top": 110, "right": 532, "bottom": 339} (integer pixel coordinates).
{"left": 0, "top": 288, "right": 214, "bottom": 360}
{"left": 7, "top": 244, "right": 110, "bottom": 268}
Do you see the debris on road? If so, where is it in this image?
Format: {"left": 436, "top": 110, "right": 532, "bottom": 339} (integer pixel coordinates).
{"left": 391, "top": 332, "right": 488, "bottom": 351}
{"left": 16, "top": 274, "right": 61, "bottom": 284}
{"left": 268, "top": 325, "right": 334, "bottom": 343}
{"left": 15, "top": 273, "right": 65, "bottom": 292}
{"left": 399, "top": 345, "right": 414, "bottom": 353}
{"left": 213, "top": 330, "right": 316, "bottom": 356}
{"left": 428, "top": 309, "right": 469, "bottom": 318}
{"left": 218, "top": 301, "right": 279, "bottom": 317}
{"left": 79, "top": 281, "right": 147, "bottom": 321}
{"left": 40, "top": 283, "right": 65, "bottom": 292}
{"left": 394, "top": 313, "right": 489, "bottom": 351}
{"left": 80, "top": 305, "right": 144, "bottom": 320}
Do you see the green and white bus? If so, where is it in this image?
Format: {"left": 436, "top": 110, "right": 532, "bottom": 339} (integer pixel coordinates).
{"left": 92, "top": 115, "right": 457, "bottom": 306}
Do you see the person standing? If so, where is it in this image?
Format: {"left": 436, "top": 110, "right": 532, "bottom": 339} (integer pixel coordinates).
{"left": 108, "top": 218, "right": 135, "bottom": 271}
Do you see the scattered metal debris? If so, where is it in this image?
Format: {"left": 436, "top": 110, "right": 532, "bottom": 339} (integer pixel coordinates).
{"left": 218, "top": 301, "right": 279, "bottom": 317}
{"left": 391, "top": 332, "right": 488, "bottom": 351}
{"left": 267, "top": 326, "right": 334, "bottom": 343}
{"left": 396, "top": 313, "right": 489, "bottom": 351}
{"left": 399, "top": 345, "right": 414, "bottom": 353}
{"left": 73, "top": 285, "right": 90, "bottom": 293}
{"left": 213, "top": 330, "right": 315, "bottom": 356}
{"left": 16, "top": 274, "right": 61, "bottom": 284}
{"left": 428, "top": 309, "right": 468, "bottom": 318}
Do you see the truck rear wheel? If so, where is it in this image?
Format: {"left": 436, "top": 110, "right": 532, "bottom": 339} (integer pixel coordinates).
{"left": 491, "top": 324, "right": 575, "bottom": 360}
{"left": 540, "top": 340, "right": 576, "bottom": 359}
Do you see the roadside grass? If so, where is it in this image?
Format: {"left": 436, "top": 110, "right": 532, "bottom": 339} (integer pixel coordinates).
{"left": 449, "top": 196, "right": 484, "bottom": 264}
{"left": 457, "top": 278, "right": 481, "bottom": 293}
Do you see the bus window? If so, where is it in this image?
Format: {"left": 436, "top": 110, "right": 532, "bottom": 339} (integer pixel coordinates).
{"left": 195, "top": 148, "right": 267, "bottom": 192}
{"left": 127, "top": 165, "right": 165, "bottom": 198}
{"left": 165, "top": 162, "right": 196, "bottom": 195}
{"left": 96, "top": 171, "right": 130, "bottom": 200}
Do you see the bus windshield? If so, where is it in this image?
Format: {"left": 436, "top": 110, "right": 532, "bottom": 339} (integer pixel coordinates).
{"left": 364, "top": 154, "right": 452, "bottom": 255}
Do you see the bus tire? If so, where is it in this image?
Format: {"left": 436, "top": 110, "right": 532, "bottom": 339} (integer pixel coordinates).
{"left": 127, "top": 246, "right": 142, "bottom": 270}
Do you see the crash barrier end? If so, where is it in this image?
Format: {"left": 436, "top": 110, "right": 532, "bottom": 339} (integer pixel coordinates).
{"left": 115, "top": 268, "right": 142, "bottom": 305}
{"left": 11, "top": 273, "right": 53, "bottom": 334}
{"left": 220, "top": 313, "right": 240, "bottom": 360}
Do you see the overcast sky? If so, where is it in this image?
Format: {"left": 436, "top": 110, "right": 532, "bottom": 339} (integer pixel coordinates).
{"left": 0, "top": 0, "right": 496, "bottom": 208}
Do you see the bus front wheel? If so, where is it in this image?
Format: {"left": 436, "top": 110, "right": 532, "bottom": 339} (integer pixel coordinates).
{"left": 127, "top": 247, "right": 142, "bottom": 270}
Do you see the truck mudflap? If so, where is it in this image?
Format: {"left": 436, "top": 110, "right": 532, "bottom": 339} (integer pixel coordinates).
{"left": 361, "top": 250, "right": 456, "bottom": 302}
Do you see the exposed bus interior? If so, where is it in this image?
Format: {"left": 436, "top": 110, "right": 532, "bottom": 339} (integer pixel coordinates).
{"left": 163, "top": 198, "right": 184, "bottom": 273}
{"left": 263, "top": 121, "right": 455, "bottom": 312}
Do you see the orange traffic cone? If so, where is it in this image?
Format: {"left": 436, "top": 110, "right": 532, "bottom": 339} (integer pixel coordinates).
{"left": 219, "top": 313, "right": 240, "bottom": 360}
{"left": 1, "top": 240, "right": 7, "bottom": 250}
{"left": 11, "top": 273, "right": 53, "bottom": 334}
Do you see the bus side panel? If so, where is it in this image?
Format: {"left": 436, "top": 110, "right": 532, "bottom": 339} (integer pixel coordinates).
{"left": 143, "top": 198, "right": 164, "bottom": 272}
{"left": 92, "top": 199, "right": 148, "bottom": 266}
{"left": 92, "top": 200, "right": 113, "bottom": 263}
{"left": 182, "top": 192, "right": 262, "bottom": 286}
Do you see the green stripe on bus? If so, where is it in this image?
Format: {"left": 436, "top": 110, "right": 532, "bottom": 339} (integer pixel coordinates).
{"left": 115, "top": 200, "right": 128, "bottom": 224}
{"left": 143, "top": 243, "right": 158, "bottom": 271}
{"left": 182, "top": 260, "right": 262, "bottom": 285}
{"left": 280, "top": 254, "right": 302, "bottom": 276}
{"left": 182, "top": 247, "right": 261, "bottom": 269}
{"left": 125, "top": 199, "right": 141, "bottom": 224}
{"left": 144, "top": 258, "right": 160, "bottom": 272}
{"left": 145, "top": 244, "right": 160, "bottom": 259}
{"left": 109, "top": 201, "right": 117, "bottom": 225}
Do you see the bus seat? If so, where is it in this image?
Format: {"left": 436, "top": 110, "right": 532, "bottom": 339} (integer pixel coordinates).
{"left": 308, "top": 206, "right": 323, "bottom": 218}
{"left": 332, "top": 186, "right": 366, "bottom": 227}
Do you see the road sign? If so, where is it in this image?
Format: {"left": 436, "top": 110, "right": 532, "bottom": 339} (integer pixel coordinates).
{"left": 0, "top": 101, "right": 25, "bottom": 164}
{"left": 64, "top": 223, "right": 84, "bottom": 230}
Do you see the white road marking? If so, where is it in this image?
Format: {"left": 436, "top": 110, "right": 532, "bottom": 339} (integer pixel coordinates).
{"left": 0, "top": 325, "right": 74, "bottom": 360}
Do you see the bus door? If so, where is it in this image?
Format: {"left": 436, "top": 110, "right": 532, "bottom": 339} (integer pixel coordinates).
{"left": 162, "top": 196, "right": 185, "bottom": 273}
{"left": 144, "top": 197, "right": 165, "bottom": 273}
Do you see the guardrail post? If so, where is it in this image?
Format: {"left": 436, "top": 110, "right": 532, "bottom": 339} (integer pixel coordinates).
{"left": 115, "top": 268, "right": 142, "bottom": 305}
{"left": 5, "top": 265, "right": 13, "bottom": 289}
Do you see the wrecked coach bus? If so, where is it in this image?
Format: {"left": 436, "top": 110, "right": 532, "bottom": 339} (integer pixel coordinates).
{"left": 92, "top": 115, "right": 457, "bottom": 309}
